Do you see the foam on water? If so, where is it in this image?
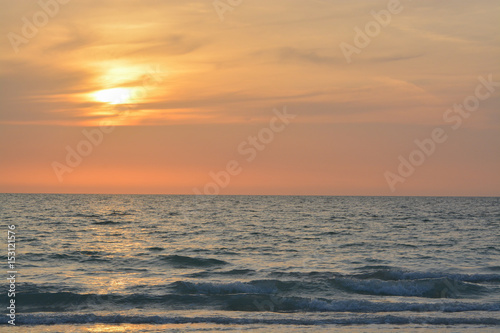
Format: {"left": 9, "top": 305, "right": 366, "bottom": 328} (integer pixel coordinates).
{"left": 5, "top": 314, "right": 500, "bottom": 326}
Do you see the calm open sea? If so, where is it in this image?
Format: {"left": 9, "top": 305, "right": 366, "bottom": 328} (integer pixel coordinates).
{"left": 1, "top": 194, "right": 499, "bottom": 332}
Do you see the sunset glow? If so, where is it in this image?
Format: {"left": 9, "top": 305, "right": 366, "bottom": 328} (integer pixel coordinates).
{"left": 93, "top": 88, "right": 133, "bottom": 105}
{"left": 1, "top": 3, "right": 499, "bottom": 329}
{"left": 0, "top": 0, "right": 499, "bottom": 195}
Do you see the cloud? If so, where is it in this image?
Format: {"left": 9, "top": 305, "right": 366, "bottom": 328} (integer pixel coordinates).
{"left": 122, "top": 34, "right": 205, "bottom": 57}
{"left": 274, "top": 47, "right": 344, "bottom": 65}
{"left": 44, "top": 25, "right": 97, "bottom": 53}
{"left": 369, "top": 53, "right": 425, "bottom": 63}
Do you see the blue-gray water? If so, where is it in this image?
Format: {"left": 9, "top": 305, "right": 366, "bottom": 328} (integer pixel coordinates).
{"left": 1, "top": 194, "right": 499, "bottom": 332}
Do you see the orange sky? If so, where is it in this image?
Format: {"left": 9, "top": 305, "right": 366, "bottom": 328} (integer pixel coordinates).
{"left": 1, "top": 0, "right": 499, "bottom": 195}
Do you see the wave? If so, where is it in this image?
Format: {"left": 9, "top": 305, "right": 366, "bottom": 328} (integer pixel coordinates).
{"left": 4, "top": 314, "right": 500, "bottom": 326}
{"left": 23, "top": 253, "right": 234, "bottom": 268}
{"left": 186, "top": 269, "right": 256, "bottom": 278}
{"left": 158, "top": 255, "right": 228, "bottom": 267}
{"left": 487, "top": 266, "right": 500, "bottom": 272}
{"left": 92, "top": 220, "right": 121, "bottom": 225}
{"left": 10, "top": 292, "right": 213, "bottom": 312}
{"left": 108, "top": 210, "right": 134, "bottom": 216}
{"left": 11, "top": 286, "right": 499, "bottom": 313}
{"left": 223, "top": 294, "right": 500, "bottom": 313}
{"left": 271, "top": 269, "right": 499, "bottom": 299}
{"left": 172, "top": 280, "right": 289, "bottom": 295}
{"left": 271, "top": 267, "right": 500, "bottom": 281}
{"left": 331, "top": 277, "right": 487, "bottom": 298}
{"left": 72, "top": 211, "right": 134, "bottom": 218}
{"left": 352, "top": 268, "right": 500, "bottom": 283}
{"left": 22, "top": 252, "right": 113, "bottom": 264}
{"left": 147, "top": 247, "right": 165, "bottom": 252}
{"left": 73, "top": 213, "right": 101, "bottom": 218}
{"left": 218, "top": 269, "right": 255, "bottom": 275}
{"left": 173, "top": 277, "right": 491, "bottom": 299}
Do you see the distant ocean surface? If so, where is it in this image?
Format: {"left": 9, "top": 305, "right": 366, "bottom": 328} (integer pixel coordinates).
{"left": 1, "top": 194, "right": 499, "bottom": 332}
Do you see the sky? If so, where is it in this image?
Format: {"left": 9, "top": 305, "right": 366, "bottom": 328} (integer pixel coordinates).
{"left": 0, "top": 0, "right": 499, "bottom": 196}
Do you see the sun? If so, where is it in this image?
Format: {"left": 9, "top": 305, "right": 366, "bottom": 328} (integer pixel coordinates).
{"left": 93, "top": 88, "right": 133, "bottom": 104}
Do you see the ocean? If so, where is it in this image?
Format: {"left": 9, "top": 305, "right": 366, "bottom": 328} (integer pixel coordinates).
{"left": 1, "top": 194, "right": 499, "bottom": 332}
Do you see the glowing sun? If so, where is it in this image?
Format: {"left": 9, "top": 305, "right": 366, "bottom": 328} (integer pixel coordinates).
{"left": 93, "top": 88, "right": 133, "bottom": 104}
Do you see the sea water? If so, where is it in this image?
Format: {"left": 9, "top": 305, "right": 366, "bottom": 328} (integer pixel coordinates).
{"left": 1, "top": 194, "right": 499, "bottom": 332}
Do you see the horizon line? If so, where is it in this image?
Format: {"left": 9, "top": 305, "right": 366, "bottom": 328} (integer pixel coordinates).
{"left": 1, "top": 192, "right": 499, "bottom": 198}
